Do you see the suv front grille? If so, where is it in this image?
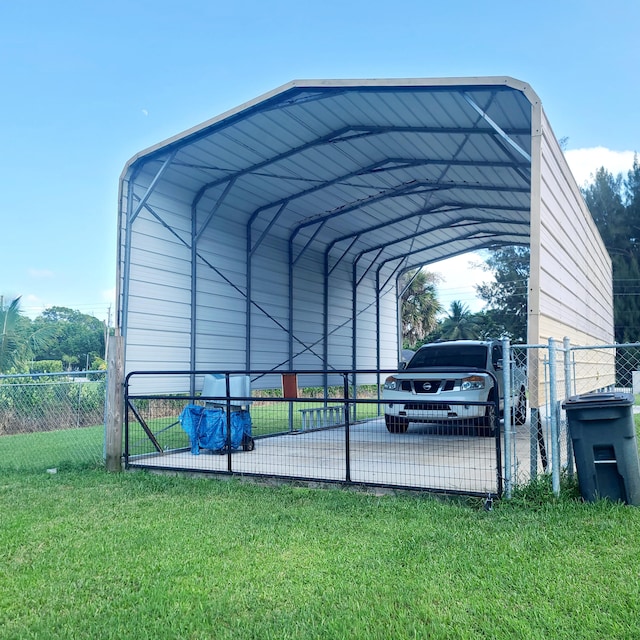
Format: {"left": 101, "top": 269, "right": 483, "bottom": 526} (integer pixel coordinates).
{"left": 413, "top": 380, "right": 442, "bottom": 394}
{"left": 399, "top": 378, "right": 458, "bottom": 393}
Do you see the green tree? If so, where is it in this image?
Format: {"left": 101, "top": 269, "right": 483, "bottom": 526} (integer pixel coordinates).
{"left": 0, "top": 296, "right": 64, "bottom": 373}
{"left": 438, "top": 301, "right": 481, "bottom": 340}
{"left": 400, "top": 269, "right": 442, "bottom": 348}
{"left": 32, "top": 307, "right": 105, "bottom": 369}
{"left": 583, "top": 159, "right": 640, "bottom": 342}
{"left": 582, "top": 167, "right": 627, "bottom": 253}
{"left": 624, "top": 155, "right": 640, "bottom": 254}
{"left": 474, "top": 246, "right": 529, "bottom": 343}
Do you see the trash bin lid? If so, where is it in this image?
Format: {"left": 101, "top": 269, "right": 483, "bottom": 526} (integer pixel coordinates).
{"left": 562, "top": 391, "right": 635, "bottom": 410}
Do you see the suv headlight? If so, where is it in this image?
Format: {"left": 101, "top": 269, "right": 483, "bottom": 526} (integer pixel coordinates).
{"left": 460, "top": 375, "right": 485, "bottom": 391}
{"left": 383, "top": 376, "right": 398, "bottom": 391}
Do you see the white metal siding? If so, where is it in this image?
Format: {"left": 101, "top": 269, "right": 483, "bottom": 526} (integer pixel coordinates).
{"left": 535, "top": 109, "right": 613, "bottom": 345}
{"left": 124, "top": 199, "right": 193, "bottom": 380}
{"left": 527, "top": 107, "right": 615, "bottom": 403}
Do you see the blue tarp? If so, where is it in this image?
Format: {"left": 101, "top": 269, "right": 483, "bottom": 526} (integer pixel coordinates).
{"left": 179, "top": 404, "right": 252, "bottom": 455}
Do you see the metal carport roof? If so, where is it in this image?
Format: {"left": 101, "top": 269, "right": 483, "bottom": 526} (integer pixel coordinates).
{"left": 121, "top": 76, "right": 533, "bottom": 288}
{"left": 116, "top": 76, "right": 612, "bottom": 383}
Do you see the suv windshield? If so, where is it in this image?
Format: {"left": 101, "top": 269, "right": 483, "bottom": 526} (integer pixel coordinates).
{"left": 407, "top": 345, "right": 488, "bottom": 369}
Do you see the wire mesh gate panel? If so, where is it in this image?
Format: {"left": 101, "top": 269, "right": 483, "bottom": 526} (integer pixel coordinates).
{"left": 125, "top": 372, "right": 502, "bottom": 498}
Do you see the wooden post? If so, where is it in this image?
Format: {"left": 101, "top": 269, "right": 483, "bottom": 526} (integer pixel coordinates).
{"left": 105, "top": 333, "right": 124, "bottom": 472}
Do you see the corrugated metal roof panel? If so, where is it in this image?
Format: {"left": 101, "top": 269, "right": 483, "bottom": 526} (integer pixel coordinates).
{"left": 119, "top": 77, "right": 545, "bottom": 374}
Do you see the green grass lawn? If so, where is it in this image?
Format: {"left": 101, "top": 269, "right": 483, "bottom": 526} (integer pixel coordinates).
{"left": 1, "top": 413, "right": 640, "bottom": 637}
{"left": 1, "top": 400, "right": 383, "bottom": 471}
{"left": 1, "top": 469, "right": 640, "bottom": 639}
{"left": 0, "top": 424, "right": 104, "bottom": 472}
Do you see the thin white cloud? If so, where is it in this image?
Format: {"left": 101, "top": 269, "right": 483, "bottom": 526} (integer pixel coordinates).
{"left": 565, "top": 147, "right": 636, "bottom": 187}
{"left": 27, "top": 268, "right": 54, "bottom": 279}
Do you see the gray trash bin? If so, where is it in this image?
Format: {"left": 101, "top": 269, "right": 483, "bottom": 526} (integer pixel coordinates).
{"left": 563, "top": 392, "right": 640, "bottom": 505}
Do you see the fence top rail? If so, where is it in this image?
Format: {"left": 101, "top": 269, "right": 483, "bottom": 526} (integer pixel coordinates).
{"left": 0, "top": 370, "right": 105, "bottom": 381}
{"left": 124, "top": 392, "right": 494, "bottom": 407}
{"left": 125, "top": 366, "right": 499, "bottom": 383}
{"left": 125, "top": 369, "right": 399, "bottom": 385}
{"left": 511, "top": 344, "right": 548, "bottom": 350}
{"left": 510, "top": 342, "right": 640, "bottom": 352}
{"left": 569, "top": 342, "right": 640, "bottom": 351}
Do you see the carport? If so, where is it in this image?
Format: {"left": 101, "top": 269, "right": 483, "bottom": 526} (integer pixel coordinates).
{"left": 110, "top": 77, "right": 614, "bottom": 487}
{"left": 116, "top": 76, "right": 612, "bottom": 388}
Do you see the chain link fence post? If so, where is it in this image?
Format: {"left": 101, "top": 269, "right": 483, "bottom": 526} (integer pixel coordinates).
{"left": 502, "top": 336, "right": 513, "bottom": 498}
{"left": 548, "top": 338, "right": 560, "bottom": 496}
{"left": 563, "top": 337, "right": 574, "bottom": 477}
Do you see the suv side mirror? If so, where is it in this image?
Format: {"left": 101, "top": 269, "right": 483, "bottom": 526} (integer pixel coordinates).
{"left": 398, "top": 361, "right": 407, "bottom": 370}
{"left": 495, "top": 359, "right": 504, "bottom": 370}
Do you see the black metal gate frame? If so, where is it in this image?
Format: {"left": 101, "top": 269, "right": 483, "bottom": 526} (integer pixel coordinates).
{"left": 124, "top": 369, "right": 502, "bottom": 499}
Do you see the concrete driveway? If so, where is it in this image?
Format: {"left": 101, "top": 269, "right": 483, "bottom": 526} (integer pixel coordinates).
{"left": 129, "top": 416, "right": 515, "bottom": 496}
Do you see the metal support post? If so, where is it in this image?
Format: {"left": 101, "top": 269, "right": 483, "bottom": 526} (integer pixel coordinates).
{"left": 548, "top": 338, "right": 560, "bottom": 496}
{"left": 343, "top": 373, "right": 351, "bottom": 483}
{"left": 563, "top": 337, "right": 574, "bottom": 476}
{"left": 502, "top": 337, "right": 513, "bottom": 498}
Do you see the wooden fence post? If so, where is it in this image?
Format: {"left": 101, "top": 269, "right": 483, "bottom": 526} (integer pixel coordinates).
{"left": 105, "top": 333, "right": 124, "bottom": 472}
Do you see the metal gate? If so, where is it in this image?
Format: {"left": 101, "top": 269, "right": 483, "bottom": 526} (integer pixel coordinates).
{"left": 124, "top": 370, "right": 502, "bottom": 499}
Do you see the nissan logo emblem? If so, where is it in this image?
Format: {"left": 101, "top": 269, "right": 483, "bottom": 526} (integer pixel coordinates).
{"left": 422, "top": 382, "right": 432, "bottom": 391}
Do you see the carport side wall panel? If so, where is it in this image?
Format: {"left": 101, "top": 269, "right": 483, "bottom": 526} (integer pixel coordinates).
{"left": 355, "top": 273, "right": 389, "bottom": 370}
{"left": 378, "top": 283, "right": 400, "bottom": 370}
{"left": 537, "top": 109, "right": 613, "bottom": 346}
{"left": 123, "top": 202, "right": 194, "bottom": 392}
{"left": 246, "top": 237, "right": 398, "bottom": 375}
{"left": 248, "top": 239, "right": 294, "bottom": 371}
{"left": 292, "top": 251, "right": 349, "bottom": 370}
{"left": 325, "top": 256, "right": 398, "bottom": 373}
{"left": 193, "top": 213, "right": 251, "bottom": 371}
{"left": 536, "top": 118, "right": 612, "bottom": 341}
{"left": 530, "top": 109, "right": 615, "bottom": 402}
{"left": 247, "top": 234, "right": 398, "bottom": 373}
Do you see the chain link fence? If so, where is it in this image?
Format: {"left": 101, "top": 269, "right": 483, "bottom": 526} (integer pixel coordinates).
{"left": 505, "top": 340, "right": 640, "bottom": 496}
{"left": 3, "top": 342, "right": 639, "bottom": 499}
{"left": 0, "top": 371, "right": 106, "bottom": 472}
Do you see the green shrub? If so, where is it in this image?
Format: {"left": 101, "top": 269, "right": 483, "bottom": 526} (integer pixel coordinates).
{"left": 30, "top": 360, "right": 63, "bottom": 373}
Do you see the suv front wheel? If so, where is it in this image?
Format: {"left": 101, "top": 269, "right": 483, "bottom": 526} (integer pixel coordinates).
{"left": 385, "top": 414, "right": 409, "bottom": 433}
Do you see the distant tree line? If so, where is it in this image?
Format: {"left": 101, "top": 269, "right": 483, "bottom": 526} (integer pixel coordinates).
{"left": 582, "top": 156, "right": 640, "bottom": 343}
{"left": 0, "top": 298, "right": 106, "bottom": 374}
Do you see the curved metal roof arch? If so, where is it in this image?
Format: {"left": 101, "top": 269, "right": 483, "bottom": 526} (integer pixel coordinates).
{"left": 120, "top": 77, "right": 535, "bottom": 278}
{"left": 117, "top": 76, "right": 613, "bottom": 383}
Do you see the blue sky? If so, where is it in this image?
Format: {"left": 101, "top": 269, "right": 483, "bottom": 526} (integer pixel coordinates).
{"left": 2, "top": 0, "right": 638, "bottom": 321}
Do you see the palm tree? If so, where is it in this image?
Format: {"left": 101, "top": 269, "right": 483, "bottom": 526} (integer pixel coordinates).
{"left": 439, "top": 300, "right": 481, "bottom": 341}
{"left": 400, "top": 269, "right": 442, "bottom": 347}
{"left": 0, "top": 296, "right": 25, "bottom": 373}
{"left": 0, "top": 297, "right": 59, "bottom": 373}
